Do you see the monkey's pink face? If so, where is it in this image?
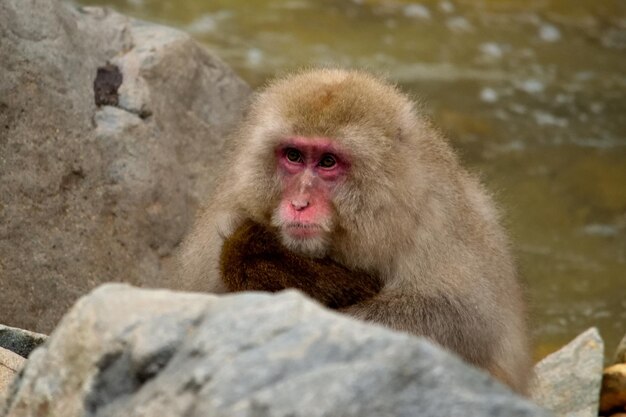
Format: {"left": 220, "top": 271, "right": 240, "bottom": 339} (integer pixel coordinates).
{"left": 271, "top": 137, "right": 349, "bottom": 257}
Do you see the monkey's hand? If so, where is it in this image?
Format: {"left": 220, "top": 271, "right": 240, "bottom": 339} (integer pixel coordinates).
{"left": 219, "top": 220, "right": 383, "bottom": 309}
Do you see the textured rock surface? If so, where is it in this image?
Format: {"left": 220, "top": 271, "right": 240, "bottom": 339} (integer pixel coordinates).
{"left": 0, "top": 348, "right": 24, "bottom": 403}
{"left": 1, "top": 285, "right": 548, "bottom": 417}
{"left": 0, "top": 0, "right": 250, "bottom": 333}
{"left": 0, "top": 325, "right": 47, "bottom": 359}
{"left": 530, "top": 327, "right": 604, "bottom": 417}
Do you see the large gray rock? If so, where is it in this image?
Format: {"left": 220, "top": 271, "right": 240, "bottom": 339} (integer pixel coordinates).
{"left": 0, "top": 285, "right": 548, "bottom": 417}
{"left": 0, "top": 0, "right": 250, "bottom": 333}
{"left": 530, "top": 328, "right": 604, "bottom": 417}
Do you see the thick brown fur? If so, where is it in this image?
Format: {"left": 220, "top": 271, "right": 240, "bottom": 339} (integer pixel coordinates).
{"left": 177, "top": 68, "right": 532, "bottom": 393}
{"left": 220, "top": 220, "right": 382, "bottom": 309}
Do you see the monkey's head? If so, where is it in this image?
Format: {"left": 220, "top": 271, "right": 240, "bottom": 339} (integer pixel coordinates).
{"left": 230, "top": 69, "right": 443, "bottom": 265}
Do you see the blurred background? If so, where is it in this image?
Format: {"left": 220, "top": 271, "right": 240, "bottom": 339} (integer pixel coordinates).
{"left": 72, "top": 0, "right": 625, "bottom": 360}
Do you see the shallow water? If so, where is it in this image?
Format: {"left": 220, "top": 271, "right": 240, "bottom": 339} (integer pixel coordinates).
{"left": 74, "top": 0, "right": 626, "bottom": 358}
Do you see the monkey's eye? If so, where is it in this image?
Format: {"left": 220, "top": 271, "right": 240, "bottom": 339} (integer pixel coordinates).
{"left": 318, "top": 154, "right": 336, "bottom": 168}
{"left": 285, "top": 148, "right": 303, "bottom": 163}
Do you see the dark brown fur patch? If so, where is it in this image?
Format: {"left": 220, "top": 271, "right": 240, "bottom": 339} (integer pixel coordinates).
{"left": 220, "top": 220, "right": 382, "bottom": 309}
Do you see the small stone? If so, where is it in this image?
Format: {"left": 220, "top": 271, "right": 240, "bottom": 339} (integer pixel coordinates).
{"left": 530, "top": 327, "right": 604, "bottom": 417}
{"left": 590, "top": 102, "right": 604, "bottom": 114}
{"left": 600, "top": 364, "right": 626, "bottom": 415}
{"left": 480, "top": 87, "right": 498, "bottom": 103}
{"left": 446, "top": 16, "right": 473, "bottom": 32}
{"left": 246, "top": 48, "right": 264, "bottom": 66}
{"left": 533, "top": 111, "right": 568, "bottom": 127}
{"left": 403, "top": 4, "right": 431, "bottom": 19}
{"left": 518, "top": 79, "right": 545, "bottom": 94}
{"left": 439, "top": 1, "right": 454, "bottom": 13}
{"left": 582, "top": 224, "right": 619, "bottom": 237}
{"left": 186, "top": 15, "right": 217, "bottom": 34}
{"left": 539, "top": 24, "right": 561, "bottom": 42}
{"left": 479, "top": 42, "right": 504, "bottom": 59}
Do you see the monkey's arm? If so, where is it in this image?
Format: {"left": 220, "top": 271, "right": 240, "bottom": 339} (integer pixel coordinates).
{"left": 340, "top": 291, "right": 497, "bottom": 368}
{"left": 346, "top": 292, "right": 529, "bottom": 392}
{"left": 219, "top": 220, "right": 383, "bottom": 309}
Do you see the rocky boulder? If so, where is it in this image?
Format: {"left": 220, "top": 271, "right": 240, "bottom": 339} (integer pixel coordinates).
{"left": 0, "top": 285, "right": 548, "bottom": 417}
{"left": 530, "top": 328, "right": 604, "bottom": 417}
{"left": 0, "top": 0, "right": 250, "bottom": 333}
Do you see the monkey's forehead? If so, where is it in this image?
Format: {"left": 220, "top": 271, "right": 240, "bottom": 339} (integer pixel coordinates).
{"left": 255, "top": 69, "right": 416, "bottom": 139}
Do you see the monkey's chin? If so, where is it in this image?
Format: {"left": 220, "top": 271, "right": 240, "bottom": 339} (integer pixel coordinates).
{"left": 271, "top": 212, "right": 332, "bottom": 258}
{"left": 279, "top": 229, "right": 329, "bottom": 259}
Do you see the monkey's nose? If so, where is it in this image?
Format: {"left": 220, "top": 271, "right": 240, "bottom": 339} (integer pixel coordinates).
{"left": 291, "top": 200, "right": 309, "bottom": 211}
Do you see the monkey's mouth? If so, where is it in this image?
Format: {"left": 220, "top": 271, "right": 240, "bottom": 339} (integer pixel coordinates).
{"left": 285, "top": 222, "right": 323, "bottom": 239}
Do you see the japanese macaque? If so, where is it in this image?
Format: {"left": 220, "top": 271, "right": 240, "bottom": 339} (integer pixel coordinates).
{"left": 177, "top": 68, "right": 532, "bottom": 393}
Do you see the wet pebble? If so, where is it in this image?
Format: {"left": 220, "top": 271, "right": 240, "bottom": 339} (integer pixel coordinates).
{"left": 518, "top": 79, "right": 545, "bottom": 94}
{"left": 480, "top": 87, "right": 498, "bottom": 103}
{"left": 479, "top": 42, "right": 504, "bottom": 59}
{"left": 246, "top": 48, "right": 264, "bottom": 66}
{"left": 439, "top": 1, "right": 454, "bottom": 13}
{"left": 539, "top": 24, "right": 561, "bottom": 42}
{"left": 403, "top": 4, "right": 431, "bottom": 19}
{"left": 446, "top": 16, "right": 473, "bottom": 32}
